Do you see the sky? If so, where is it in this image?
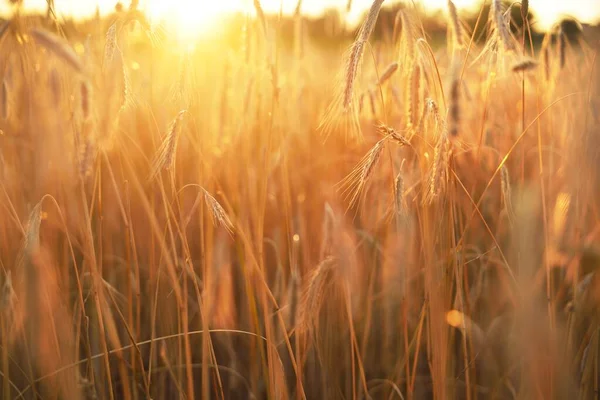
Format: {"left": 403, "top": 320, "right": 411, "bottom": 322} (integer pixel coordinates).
{"left": 1, "top": 0, "right": 599, "bottom": 32}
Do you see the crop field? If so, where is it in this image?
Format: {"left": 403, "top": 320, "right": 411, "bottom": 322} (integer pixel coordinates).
{"left": 0, "top": 0, "right": 599, "bottom": 399}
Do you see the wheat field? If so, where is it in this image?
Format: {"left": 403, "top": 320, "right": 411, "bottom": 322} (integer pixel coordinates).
{"left": 0, "top": 0, "right": 599, "bottom": 399}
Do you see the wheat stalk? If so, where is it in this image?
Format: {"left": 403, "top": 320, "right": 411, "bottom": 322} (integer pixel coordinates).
{"left": 13, "top": 200, "right": 44, "bottom": 273}
{"left": 320, "top": 202, "right": 336, "bottom": 259}
{"left": 340, "top": 138, "right": 386, "bottom": 209}
{"left": 408, "top": 63, "right": 421, "bottom": 128}
{"left": 201, "top": 187, "right": 234, "bottom": 233}
{"left": 253, "top": 0, "right": 268, "bottom": 38}
{"left": 378, "top": 124, "right": 410, "bottom": 146}
{"left": 358, "top": 92, "right": 366, "bottom": 114}
{"left": 1, "top": 271, "right": 15, "bottom": 311}
{"left": 448, "top": 61, "right": 461, "bottom": 138}
{"left": 79, "top": 137, "right": 96, "bottom": 179}
{"left": 342, "top": 0, "right": 385, "bottom": 111}
{"left": 512, "top": 58, "right": 538, "bottom": 72}
{"left": 392, "top": 10, "right": 403, "bottom": 44}
{"left": 395, "top": 173, "right": 406, "bottom": 217}
{"left": 542, "top": 45, "right": 551, "bottom": 81}
{"left": 288, "top": 272, "right": 300, "bottom": 329}
{"left": 49, "top": 68, "right": 62, "bottom": 104}
{"left": 103, "top": 23, "right": 118, "bottom": 72}
{"left": 426, "top": 133, "right": 448, "bottom": 204}
{"left": 558, "top": 26, "right": 566, "bottom": 69}
{"left": 80, "top": 80, "right": 91, "bottom": 121}
{"left": 399, "top": 11, "right": 417, "bottom": 61}
{"left": 501, "top": 165, "right": 514, "bottom": 224}
{"left": 377, "top": 62, "right": 399, "bottom": 85}
{"left": 149, "top": 110, "right": 187, "bottom": 180}
{"left": 447, "top": 0, "right": 463, "bottom": 48}
{"left": 298, "top": 257, "right": 338, "bottom": 332}
{"left": 1, "top": 79, "right": 7, "bottom": 120}
{"left": 419, "top": 98, "right": 442, "bottom": 137}
{"left": 491, "top": 0, "right": 515, "bottom": 51}
{"left": 343, "top": 40, "right": 366, "bottom": 111}
{"left": 0, "top": 20, "right": 11, "bottom": 41}
{"left": 361, "top": 139, "right": 385, "bottom": 185}
{"left": 368, "top": 89, "right": 376, "bottom": 118}
{"left": 121, "top": 52, "right": 134, "bottom": 107}
{"left": 29, "top": 28, "right": 83, "bottom": 72}
{"left": 521, "top": 0, "right": 529, "bottom": 21}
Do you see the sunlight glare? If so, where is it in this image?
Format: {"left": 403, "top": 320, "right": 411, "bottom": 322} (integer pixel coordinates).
{"left": 145, "top": 0, "right": 239, "bottom": 41}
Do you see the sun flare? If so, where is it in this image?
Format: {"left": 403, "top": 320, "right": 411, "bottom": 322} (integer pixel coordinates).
{"left": 145, "top": 0, "right": 241, "bottom": 41}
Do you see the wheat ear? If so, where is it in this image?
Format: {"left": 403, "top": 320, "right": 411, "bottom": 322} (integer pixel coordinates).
{"left": 342, "top": 0, "right": 385, "bottom": 111}
{"left": 491, "top": 0, "right": 515, "bottom": 51}
{"left": 29, "top": 28, "right": 83, "bottom": 72}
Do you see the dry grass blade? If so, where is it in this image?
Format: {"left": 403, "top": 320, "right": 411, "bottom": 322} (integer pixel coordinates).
{"left": 501, "top": 165, "right": 514, "bottom": 223}
{"left": 0, "top": 20, "right": 11, "bottom": 43}
{"left": 29, "top": 28, "right": 83, "bottom": 72}
{"left": 1, "top": 79, "right": 8, "bottom": 120}
{"left": 1, "top": 271, "right": 15, "bottom": 311}
{"left": 521, "top": 0, "right": 529, "bottom": 21}
{"left": 287, "top": 272, "right": 300, "bottom": 329}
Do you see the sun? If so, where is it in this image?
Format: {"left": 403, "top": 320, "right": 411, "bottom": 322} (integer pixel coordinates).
{"left": 145, "top": 0, "right": 240, "bottom": 42}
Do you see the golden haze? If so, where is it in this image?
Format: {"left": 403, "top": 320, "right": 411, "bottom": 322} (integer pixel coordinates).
{"left": 0, "top": 0, "right": 599, "bottom": 399}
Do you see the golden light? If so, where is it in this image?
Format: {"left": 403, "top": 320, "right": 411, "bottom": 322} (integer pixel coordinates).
{"left": 446, "top": 310, "right": 465, "bottom": 328}
{"left": 145, "top": 0, "right": 241, "bottom": 42}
